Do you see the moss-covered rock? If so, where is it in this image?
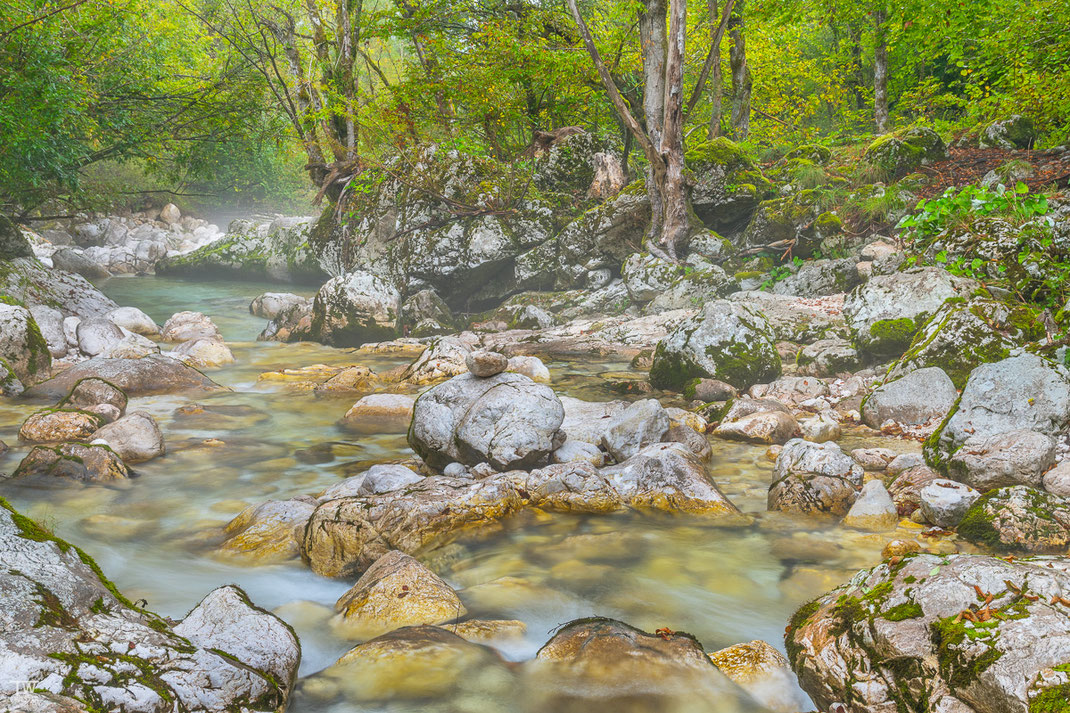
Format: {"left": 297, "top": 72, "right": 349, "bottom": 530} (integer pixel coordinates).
{"left": 686, "top": 137, "right": 775, "bottom": 234}
{"left": 0, "top": 214, "right": 33, "bottom": 260}
{"left": 958, "top": 486, "right": 1070, "bottom": 553}
{"left": 887, "top": 297, "right": 1045, "bottom": 388}
{"left": 863, "top": 126, "right": 947, "bottom": 179}
{"left": 305, "top": 270, "right": 401, "bottom": 347}
{"left": 649, "top": 300, "right": 781, "bottom": 390}
{"left": 0, "top": 299, "right": 51, "bottom": 385}
{"left": 979, "top": 115, "right": 1036, "bottom": 149}
{"left": 739, "top": 190, "right": 838, "bottom": 258}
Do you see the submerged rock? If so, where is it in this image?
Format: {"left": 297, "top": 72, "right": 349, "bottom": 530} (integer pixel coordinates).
{"left": 768, "top": 439, "right": 863, "bottom": 516}
{"left": 90, "top": 411, "right": 165, "bottom": 463}
{"left": 649, "top": 300, "right": 781, "bottom": 391}
{"left": 787, "top": 553, "right": 1070, "bottom": 713}
{"left": 218, "top": 497, "right": 318, "bottom": 564}
{"left": 0, "top": 499, "right": 300, "bottom": 710}
{"left": 842, "top": 480, "right": 898, "bottom": 531}
{"left": 19, "top": 408, "right": 104, "bottom": 443}
{"left": 13, "top": 442, "right": 130, "bottom": 481}
{"left": 25, "top": 354, "right": 223, "bottom": 398}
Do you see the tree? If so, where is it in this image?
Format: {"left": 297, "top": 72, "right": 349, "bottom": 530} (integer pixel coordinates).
{"left": 873, "top": 3, "right": 889, "bottom": 133}
{"left": 727, "top": 0, "right": 751, "bottom": 138}
{"left": 567, "top": 0, "right": 733, "bottom": 261}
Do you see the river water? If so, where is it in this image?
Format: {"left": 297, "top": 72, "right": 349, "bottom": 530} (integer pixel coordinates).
{"left": 0, "top": 275, "right": 929, "bottom": 712}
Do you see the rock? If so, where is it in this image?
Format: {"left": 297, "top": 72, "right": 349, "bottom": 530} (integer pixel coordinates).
{"left": 727, "top": 291, "right": 848, "bottom": 343}
{"left": 645, "top": 264, "right": 738, "bottom": 314}
{"left": 749, "top": 375, "right": 830, "bottom": 406}
{"left": 600, "top": 442, "right": 739, "bottom": 514}
{"left": 341, "top": 393, "right": 415, "bottom": 434}
{"left": 887, "top": 464, "right": 944, "bottom": 517}
{"left": 559, "top": 396, "right": 629, "bottom": 445}
{"left": 408, "top": 372, "right": 565, "bottom": 471}
{"left": 85, "top": 403, "right": 121, "bottom": 423}
{"left": 50, "top": 246, "right": 113, "bottom": 279}
{"left": 959, "top": 485, "right": 1070, "bottom": 553}
{"left": 842, "top": 480, "right": 899, "bottom": 530}
{"left": 0, "top": 256, "right": 118, "bottom": 317}
{"left": 465, "top": 349, "right": 508, "bottom": 377}
{"left": 161, "top": 311, "right": 222, "bottom": 342}
{"left": 218, "top": 497, "right": 317, "bottom": 564}
{"left": 320, "top": 464, "right": 424, "bottom": 499}
{"left": 552, "top": 439, "right": 605, "bottom": 466}
{"left": 59, "top": 376, "right": 128, "bottom": 413}
{"left": 769, "top": 439, "right": 864, "bottom": 516}
{"left": 948, "top": 428, "right": 1056, "bottom": 491}
{"left": 19, "top": 408, "right": 104, "bottom": 443}
{"left": 0, "top": 501, "right": 299, "bottom": 710}
{"left": 399, "top": 288, "right": 454, "bottom": 337}
{"left": 25, "top": 354, "right": 223, "bottom": 398}
{"left": 862, "top": 125, "right": 947, "bottom": 178}
{"left": 708, "top": 640, "right": 808, "bottom": 713}
{"left": 1043, "top": 461, "right": 1070, "bottom": 497}
{"left": 843, "top": 267, "right": 971, "bottom": 359}
{"left": 250, "top": 292, "right": 309, "bottom": 320}
{"left": 600, "top": 398, "right": 670, "bottom": 462}
{"left": 13, "top": 442, "right": 130, "bottom": 481}
{"left": 798, "top": 411, "right": 841, "bottom": 443}
{"left": 918, "top": 478, "right": 981, "bottom": 527}
{"left": 506, "top": 354, "right": 550, "bottom": 383}
{"left": 662, "top": 424, "right": 713, "bottom": 461}
{"left": 0, "top": 302, "right": 51, "bottom": 385}
{"left": 887, "top": 452, "right": 926, "bottom": 477}
{"left": 714, "top": 410, "right": 798, "bottom": 445}
{"left": 862, "top": 367, "right": 959, "bottom": 429}
{"left": 304, "top": 271, "right": 401, "bottom": 346}
{"left": 721, "top": 397, "right": 791, "bottom": 421}
{"left": 926, "top": 353, "right": 1070, "bottom": 471}
{"left": 158, "top": 202, "right": 181, "bottom": 224}
{"left": 796, "top": 338, "right": 860, "bottom": 377}
{"left": 740, "top": 193, "right": 840, "bottom": 257}
{"left": 530, "top": 617, "right": 755, "bottom": 709}
{"left": 886, "top": 297, "right": 1042, "bottom": 388}
{"left": 105, "top": 306, "right": 159, "bottom": 336}
{"left": 396, "top": 335, "right": 471, "bottom": 385}
{"left": 786, "top": 553, "right": 1070, "bottom": 713}
{"left": 332, "top": 551, "right": 464, "bottom": 638}
{"left": 102, "top": 330, "right": 160, "bottom": 359}
{"left": 685, "top": 377, "right": 738, "bottom": 402}
{"left": 30, "top": 305, "right": 68, "bottom": 357}
{"left": 771, "top": 258, "right": 860, "bottom": 298}
{"left": 0, "top": 360, "right": 23, "bottom": 396}
{"left": 170, "top": 337, "right": 235, "bottom": 368}
{"left": 441, "top": 619, "right": 527, "bottom": 644}
{"left": 979, "top": 114, "right": 1035, "bottom": 149}
{"left": 649, "top": 300, "right": 781, "bottom": 391}
{"left": 311, "top": 625, "right": 507, "bottom": 701}
{"left": 622, "top": 252, "right": 685, "bottom": 302}
{"left": 90, "top": 411, "right": 165, "bottom": 463}
{"left": 158, "top": 215, "right": 325, "bottom": 283}
{"left": 851, "top": 447, "right": 897, "bottom": 471}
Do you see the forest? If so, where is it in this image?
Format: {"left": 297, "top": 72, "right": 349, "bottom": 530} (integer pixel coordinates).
{"left": 3, "top": 1, "right": 1070, "bottom": 713}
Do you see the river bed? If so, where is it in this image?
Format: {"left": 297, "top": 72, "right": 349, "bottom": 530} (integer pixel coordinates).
{"left": 0, "top": 275, "right": 930, "bottom": 712}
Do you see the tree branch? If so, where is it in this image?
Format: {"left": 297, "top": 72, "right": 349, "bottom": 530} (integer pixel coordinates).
{"left": 683, "top": 0, "right": 736, "bottom": 121}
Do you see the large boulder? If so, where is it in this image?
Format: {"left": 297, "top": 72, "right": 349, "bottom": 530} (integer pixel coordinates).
{"left": 686, "top": 137, "right": 774, "bottom": 234}
{"left": 161, "top": 311, "right": 222, "bottom": 343}
{"left": 843, "top": 267, "right": 972, "bottom": 359}
{"left": 925, "top": 353, "right": 1070, "bottom": 471}
{"left": 408, "top": 372, "right": 565, "bottom": 471}
{"left": 768, "top": 439, "right": 863, "bottom": 515}
{"left": 0, "top": 214, "right": 34, "bottom": 259}
{"left": 249, "top": 292, "right": 309, "bottom": 320}
{"left": 600, "top": 398, "right": 670, "bottom": 462}
{"left": 979, "top": 115, "right": 1035, "bottom": 149}
{"left": 861, "top": 367, "right": 959, "bottom": 430}
{"left": 25, "top": 354, "right": 223, "bottom": 399}
{"left": 90, "top": 411, "right": 165, "bottom": 463}
{"left": 740, "top": 193, "right": 842, "bottom": 257}
{"left": 0, "top": 499, "right": 300, "bottom": 709}
{"left": 304, "top": 270, "right": 401, "bottom": 346}
{"left": 76, "top": 316, "right": 126, "bottom": 356}
{"left": 13, "top": 442, "right": 130, "bottom": 481}
{"left": 30, "top": 305, "right": 67, "bottom": 358}
{"left": 649, "top": 300, "right": 781, "bottom": 391}
{"left": 157, "top": 216, "right": 327, "bottom": 283}
{"left": 727, "top": 291, "right": 848, "bottom": 343}
{"left": 887, "top": 297, "right": 1044, "bottom": 388}
{"left": 958, "top": 486, "right": 1070, "bottom": 553}
{"left": 863, "top": 126, "right": 947, "bottom": 178}
{"left": 0, "top": 256, "right": 118, "bottom": 317}
{"left": 106, "top": 306, "right": 159, "bottom": 336}
{"left": 0, "top": 301, "right": 51, "bottom": 385}
{"left": 600, "top": 442, "right": 740, "bottom": 515}
{"left": 787, "top": 553, "right": 1070, "bottom": 713}
{"left": 948, "top": 429, "right": 1056, "bottom": 491}
{"left": 218, "top": 497, "right": 317, "bottom": 564}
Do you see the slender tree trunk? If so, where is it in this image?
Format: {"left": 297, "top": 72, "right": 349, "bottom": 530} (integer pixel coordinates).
{"left": 659, "top": 0, "right": 688, "bottom": 261}
{"left": 639, "top": 0, "right": 668, "bottom": 242}
{"left": 707, "top": 0, "right": 723, "bottom": 138}
{"left": 874, "top": 5, "right": 889, "bottom": 133}
{"left": 728, "top": 0, "right": 751, "bottom": 139}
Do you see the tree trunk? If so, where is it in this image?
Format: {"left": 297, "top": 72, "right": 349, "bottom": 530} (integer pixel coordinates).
{"left": 707, "top": 0, "right": 723, "bottom": 138}
{"left": 639, "top": 0, "right": 668, "bottom": 243}
{"left": 728, "top": 0, "right": 751, "bottom": 139}
{"left": 336, "top": 0, "right": 362, "bottom": 161}
{"left": 874, "top": 5, "right": 890, "bottom": 134}
{"left": 659, "top": 0, "right": 688, "bottom": 261}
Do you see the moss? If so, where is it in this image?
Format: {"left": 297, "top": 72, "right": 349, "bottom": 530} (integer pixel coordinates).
{"left": 931, "top": 614, "right": 1003, "bottom": 689}
{"left": 1030, "top": 683, "right": 1070, "bottom": 713}
{"left": 685, "top": 137, "right": 750, "bottom": 170}
{"left": 883, "top": 600, "right": 924, "bottom": 621}
{"left": 814, "top": 211, "right": 842, "bottom": 234}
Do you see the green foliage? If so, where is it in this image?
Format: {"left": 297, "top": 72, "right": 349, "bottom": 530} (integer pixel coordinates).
{"left": 898, "top": 182, "right": 1049, "bottom": 241}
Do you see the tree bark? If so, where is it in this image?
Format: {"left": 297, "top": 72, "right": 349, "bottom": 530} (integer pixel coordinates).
{"left": 728, "top": 0, "right": 751, "bottom": 139}
{"left": 659, "top": 0, "right": 688, "bottom": 261}
{"left": 874, "top": 4, "right": 890, "bottom": 134}
{"left": 639, "top": 0, "right": 668, "bottom": 242}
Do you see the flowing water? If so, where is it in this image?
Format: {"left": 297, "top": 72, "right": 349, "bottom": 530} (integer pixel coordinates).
{"left": 0, "top": 275, "right": 933, "bottom": 712}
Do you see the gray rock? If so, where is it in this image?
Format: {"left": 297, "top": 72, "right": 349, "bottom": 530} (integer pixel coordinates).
{"left": 948, "top": 428, "right": 1057, "bottom": 491}
{"left": 727, "top": 290, "right": 849, "bottom": 343}
{"left": 600, "top": 398, "right": 671, "bottom": 462}
{"left": 714, "top": 410, "right": 798, "bottom": 445}
{"left": 559, "top": 396, "right": 629, "bottom": 445}
{"left": 466, "top": 349, "right": 508, "bottom": 378}
{"left": 862, "top": 126, "right": 946, "bottom": 178}
{"left": 862, "top": 367, "right": 958, "bottom": 428}
{"left": 398, "top": 335, "right": 472, "bottom": 385}
{"left": 771, "top": 258, "right": 860, "bottom": 297}
{"left": 553, "top": 439, "right": 605, "bottom": 466}
{"left": 918, "top": 478, "right": 981, "bottom": 527}
{"left": 307, "top": 270, "right": 400, "bottom": 346}
{"left": 161, "top": 310, "right": 222, "bottom": 343}
{"left": 842, "top": 480, "right": 898, "bottom": 530}
{"left": 926, "top": 353, "right": 1070, "bottom": 469}
{"left": 321, "top": 464, "right": 424, "bottom": 499}
{"left": 886, "top": 452, "right": 926, "bottom": 477}
{"left": 645, "top": 265, "right": 737, "bottom": 314}
{"left": 622, "top": 252, "right": 684, "bottom": 302}
{"left": 0, "top": 302, "right": 51, "bottom": 385}
{"left": 76, "top": 317, "right": 125, "bottom": 356}
{"left": 408, "top": 372, "right": 565, "bottom": 471}
{"left": 787, "top": 553, "right": 1070, "bottom": 713}
{"left": 399, "top": 288, "right": 454, "bottom": 337}
{"left": 798, "top": 411, "right": 841, "bottom": 443}
{"left": 90, "top": 411, "right": 165, "bottom": 463}
{"left": 13, "top": 442, "right": 130, "bottom": 481}
{"left": 662, "top": 424, "right": 713, "bottom": 461}
{"left": 796, "top": 338, "right": 860, "bottom": 377}
{"left": 25, "top": 354, "right": 223, "bottom": 398}
{"left": 60, "top": 376, "right": 128, "bottom": 413}
{"left": 1043, "top": 461, "right": 1070, "bottom": 497}
{"left": 600, "top": 442, "right": 739, "bottom": 514}
{"left": 768, "top": 439, "right": 863, "bottom": 515}
{"left": 685, "top": 378, "right": 738, "bottom": 402}
{"left": 106, "top": 306, "right": 159, "bottom": 336}
{"left": 843, "top": 267, "right": 971, "bottom": 358}
{"left": 887, "top": 464, "right": 944, "bottom": 517}
{"left": 649, "top": 300, "right": 781, "bottom": 390}
{"left": 0, "top": 256, "right": 118, "bottom": 317}
{"left": 0, "top": 501, "right": 299, "bottom": 709}
{"left": 249, "top": 292, "right": 309, "bottom": 320}
{"left": 30, "top": 305, "right": 68, "bottom": 358}
{"left": 959, "top": 486, "right": 1070, "bottom": 553}
{"left": 51, "top": 246, "right": 113, "bottom": 279}
{"left": 979, "top": 114, "right": 1035, "bottom": 149}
